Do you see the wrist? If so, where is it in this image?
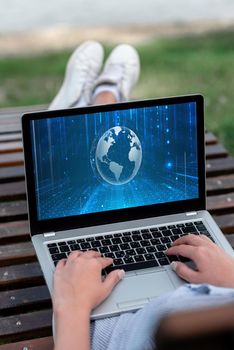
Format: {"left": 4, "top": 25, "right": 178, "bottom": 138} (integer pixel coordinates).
{"left": 53, "top": 301, "right": 92, "bottom": 319}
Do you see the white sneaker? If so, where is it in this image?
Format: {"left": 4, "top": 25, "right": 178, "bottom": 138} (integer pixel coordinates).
{"left": 92, "top": 44, "right": 140, "bottom": 102}
{"left": 49, "top": 41, "right": 104, "bottom": 110}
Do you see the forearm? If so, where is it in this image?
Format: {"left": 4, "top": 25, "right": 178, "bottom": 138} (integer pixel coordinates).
{"left": 54, "top": 308, "right": 91, "bottom": 350}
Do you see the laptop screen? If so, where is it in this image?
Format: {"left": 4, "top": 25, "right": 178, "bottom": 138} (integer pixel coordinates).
{"left": 30, "top": 101, "right": 199, "bottom": 222}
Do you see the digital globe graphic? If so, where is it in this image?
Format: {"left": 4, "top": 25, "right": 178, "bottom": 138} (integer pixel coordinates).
{"left": 92, "top": 126, "right": 142, "bottom": 185}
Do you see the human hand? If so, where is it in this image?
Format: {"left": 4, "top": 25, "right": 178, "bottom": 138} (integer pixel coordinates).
{"left": 166, "top": 234, "right": 234, "bottom": 288}
{"left": 52, "top": 250, "right": 125, "bottom": 314}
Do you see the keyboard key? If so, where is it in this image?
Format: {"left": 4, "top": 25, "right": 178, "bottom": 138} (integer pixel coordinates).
{"left": 158, "top": 258, "right": 169, "bottom": 266}
{"left": 179, "top": 256, "right": 191, "bottom": 263}
{"left": 59, "top": 245, "right": 70, "bottom": 253}
{"left": 112, "top": 237, "right": 122, "bottom": 245}
{"left": 102, "top": 239, "right": 112, "bottom": 246}
{"left": 177, "top": 223, "right": 185, "bottom": 227}
{"left": 168, "top": 255, "right": 179, "bottom": 262}
{"left": 134, "top": 255, "right": 145, "bottom": 262}
{"left": 161, "top": 237, "right": 171, "bottom": 244}
{"left": 105, "top": 259, "right": 159, "bottom": 273}
{"left": 86, "top": 237, "right": 95, "bottom": 242}
{"left": 104, "top": 252, "right": 115, "bottom": 259}
{"left": 99, "top": 246, "right": 110, "bottom": 254}
{"left": 140, "top": 240, "right": 150, "bottom": 247}
{"left": 80, "top": 242, "right": 91, "bottom": 249}
{"left": 166, "top": 243, "right": 171, "bottom": 249}
{"left": 123, "top": 232, "right": 131, "bottom": 236}
{"left": 67, "top": 240, "right": 76, "bottom": 245}
{"left": 58, "top": 241, "right": 66, "bottom": 246}
{"left": 49, "top": 247, "right": 59, "bottom": 254}
{"left": 151, "top": 231, "right": 162, "bottom": 238}
{"left": 157, "top": 244, "right": 167, "bottom": 251}
{"left": 54, "top": 260, "right": 59, "bottom": 266}
{"left": 151, "top": 238, "right": 160, "bottom": 245}
{"left": 168, "top": 225, "right": 176, "bottom": 229}
{"left": 161, "top": 230, "right": 172, "bottom": 237}
{"left": 155, "top": 252, "right": 166, "bottom": 259}
{"left": 115, "top": 251, "right": 125, "bottom": 258}
{"left": 146, "top": 246, "right": 156, "bottom": 253}
{"left": 132, "top": 235, "right": 142, "bottom": 242}
{"left": 142, "top": 233, "right": 152, "bottom": 240}
{"left": 91, "top": 241, "right": 101, "bottom": 248}
{"left": 122, "top": 236, "right": 132, "bottom": 243}
{"left": 51, "top": 253, "right": 67, "bottom": 261}
{"left": 105, "top": 235, "right": 112, "bottom": 239}
{"left": 150, "top": 227, "right": 159, "bottom": 232}
{"left": 95, "top": 236, "right": 104, "bottom": 240}
{"left": 136, "top": 247, "right": 146, "bottom": 255}
{"left": 113, "top": 258, "right": 124, "bottom": 266}
{"left": 185, "top": 222, "right": 194, "bottom": 227}
{"left": 172, "top": 228, "right": 182, "bottom": 235}
{"left": 125, "top": 249, "right": 136, "bottom": 256}
{"left": 132, "top": 230, "right": 140, "bottom": 234}
{"left": 194, "top": 221, "right": 203, "bottom": 225}
{"left": 123, "top": 256, "right": 135, "bottom": 264}
{"left": 145, "top": 253, "right": 155, "bottom": 261}
{"left": 77, "top": 238, "right": 85, "bottom": 243}
{"left": 141, "top": 229, "right": 150, "bottom": 233}
{"left": 70, "top": 244, "right": 80, "bottom": 251}
{"left": 120, "top": 243, "right": 130, "bottom": 250}
{"left": 158, "top": 226, "right": 167, "bottom": 231}
{"left": 182, "top": 226, "right": 197, "bottom": 234}
{"left": 115, "top": 233, "right": 122, "bottom": 237}
{"left": 47, "top": 243, "right": 57, "bottom": 248}
{"left": 130, "top": 241, "right": 141, "bottom": 249}
{"left": 110, "top": 245, "right": 120, "bottom": 252}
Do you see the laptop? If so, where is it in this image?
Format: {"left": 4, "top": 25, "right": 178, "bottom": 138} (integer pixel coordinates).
{"left": 22, "top": 94, "right": 234, "bottom": 319}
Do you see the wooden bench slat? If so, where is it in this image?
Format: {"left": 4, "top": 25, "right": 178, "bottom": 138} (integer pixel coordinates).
{"left": 0, "top": 166, "right": 25, "bottom": 183}
{"left": 205, "top": 132, "right": 217, "bottom": 145}
{"left": 0, "top": 336, "right": 53, "bottom": 350}
{"left": 0, "top": 125, "right": 21, "bottom": 134}
{"left": 0, "top": 221, "right": 29, "bottom": 243}
{"left": 0, "top": 309, "right": 52, "bottom": 341}
{"left": 0, "top": 262, "right": 44, "bottom": 289}
{"left": 0, "top": 285, "right": 50, "bottom": 314}
{"left": 206, "top": 175, "right": 234, "bottom": 195}
{"left": 0, "top": 142, "right": 23, "bottom": 154}
{"left": 213, "top": 213, "right": 234, "bottom": 234}
{"left": 0, "top": 153, "right": 24, "bottom": 167}
{"left": 0, "top": 200, "right": 27, "bottom": 222}
{"left": 205, "top": 143, "right": 228, "bottom": 159}
{"left": 207, "top": 192, "right": 234, "bottom": 214}
{"left": 206, "top": 157, "right": 234, "bottom": 177}
{"left": 0, "top": 242, "right": 36, "bottom": 266}
{"left": 0, "top": 133, "right": 22, "bottom": 143}
{"left": 0, "top": 181, "right": 26, "bottom": 201}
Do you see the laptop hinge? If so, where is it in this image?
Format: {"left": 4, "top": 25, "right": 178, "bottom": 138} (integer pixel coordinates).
{"left": 43, "top": 232, "right": 56, "bottom": 237}
{"left": 186, "top": 211, "right": 198, "bottom": 216}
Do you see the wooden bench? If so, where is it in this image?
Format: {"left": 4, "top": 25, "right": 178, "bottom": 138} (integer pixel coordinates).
{"left": 0, "top": 106, "right": 234, "bottom": 349}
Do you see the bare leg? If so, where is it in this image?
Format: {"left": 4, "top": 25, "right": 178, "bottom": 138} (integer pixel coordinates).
{"left": 93, "top": 91, "right": 117, "bottom": 105}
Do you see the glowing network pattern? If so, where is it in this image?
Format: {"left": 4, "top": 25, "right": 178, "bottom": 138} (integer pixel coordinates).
{"left": 30, "top": 102, "right": 199, "bottom": 220}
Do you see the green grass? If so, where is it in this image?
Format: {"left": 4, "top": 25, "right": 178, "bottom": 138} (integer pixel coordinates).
{"left": 0, "top": 29, "right": 234, "bottom": 154}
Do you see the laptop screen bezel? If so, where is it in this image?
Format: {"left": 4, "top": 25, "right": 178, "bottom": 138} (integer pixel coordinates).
{"left": 22, "top": 94, "right": 206, "bottom": 236}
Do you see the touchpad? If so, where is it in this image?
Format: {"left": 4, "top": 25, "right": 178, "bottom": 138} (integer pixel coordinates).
{"left": 115, "top": 270, "right": 174, "bottom": 304}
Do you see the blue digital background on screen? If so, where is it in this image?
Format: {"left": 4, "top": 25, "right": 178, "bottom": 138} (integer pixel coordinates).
{"left": 31, "top": 102, "right": 199, "bottom": 221}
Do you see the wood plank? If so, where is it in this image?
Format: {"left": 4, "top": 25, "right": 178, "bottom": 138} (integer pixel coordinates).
{"left": 0, "top": 124, "right": 21, "bottom": 134}
{"left": 213, "top": 214, "right": 234, "bottom": 234}
{"left": 0, "top": 309, "right": 52, "bottom": 341}
{"left": 0, "top": 166, "right": 25, "bottom": 183}
{"left": 205, "top": 143, "right": 228, "bottom": 159}
{"left": 0, "top": 221, "right": 29, "bottom": 243}
{"left": 206, "top": 175, "right": 234, "bottom": 195}
{"left": 205, "top": 132, "right": 217, "bottom": 145}
{"left": 206, "top": 157, "right": 234, "bottom": 177}
{"left": 0, "top": 242, "right": 36, "bottom": 266}
{"left": 0, "top": 285, "right": 50, "bottom": 314}
{"left": 207, "top": 192, "right": 234, "bottom": 214}
{"left": 0, "top": 133, "right": 22, "bottom": 143}
{"left": 0, "top": 181, "right": 26, "bottom": 201}
{"left": 0, "top": 105, "right": 46, "bottom": 118}
{"left": 0, "top": 262, "right": 44, "bottom": 289}
{"left": 0, "top": 336, "right": 53, "bottom": 350}
{"left": 0, "top": 153, "right": 24, "bottom": 167}
{"left": 0, "top": 200, "right": 27, "bottom": 222}
{"left": 0, "top": 142, "right": 23, "bottom": 154}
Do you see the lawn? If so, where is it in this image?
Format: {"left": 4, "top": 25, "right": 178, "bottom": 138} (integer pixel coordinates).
{"left": 0, "top": 29, "right": 234, "bottom": 154}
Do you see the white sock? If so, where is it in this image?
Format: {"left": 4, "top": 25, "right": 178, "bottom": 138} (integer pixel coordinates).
{"left": 92, "top": 84, "right": 121, "bottom": 103}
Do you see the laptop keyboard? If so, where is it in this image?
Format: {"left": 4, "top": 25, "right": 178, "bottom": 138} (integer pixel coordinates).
{"left": 47, "top": 221, "right": 214, "bottom": 273}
